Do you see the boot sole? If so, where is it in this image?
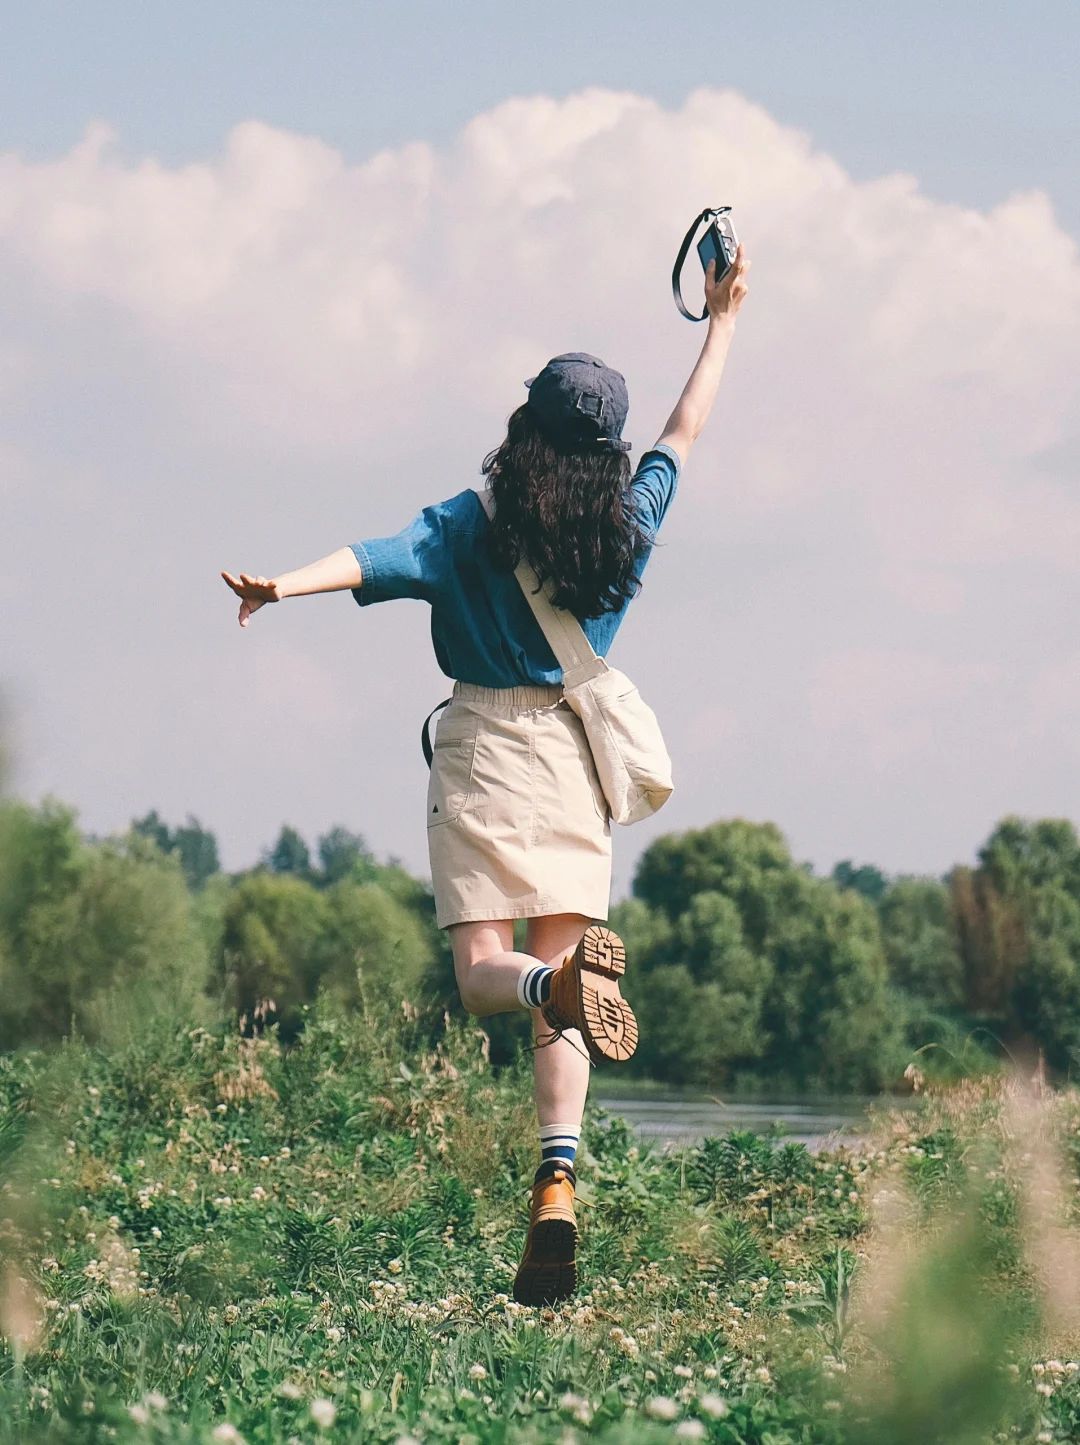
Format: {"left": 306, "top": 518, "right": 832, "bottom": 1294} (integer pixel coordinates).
{"left": 577, "top": 925, "right": 638, "bottom": 1064}
{"left": 512, "top": 1217, "right": 577, "bottom": 1305}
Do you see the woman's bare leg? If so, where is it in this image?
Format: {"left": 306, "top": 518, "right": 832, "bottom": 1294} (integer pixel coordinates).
{"left": 524, "top": 914, "right": 592, "bottom": 1135}
{"left": 448, "top": 913, "right": 591, "bottom": 1127}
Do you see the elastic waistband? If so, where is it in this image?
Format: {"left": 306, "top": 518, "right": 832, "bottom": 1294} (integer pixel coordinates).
{"left": 453, "top": 681, "right": 564, "bottom": 711}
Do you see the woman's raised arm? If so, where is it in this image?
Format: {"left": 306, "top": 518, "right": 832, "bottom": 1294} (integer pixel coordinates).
{"left": 221, "top": 547, "right": 363, "bottom": 627}
{"left": 658, "top": 245, "right": 750, "bottom": 466}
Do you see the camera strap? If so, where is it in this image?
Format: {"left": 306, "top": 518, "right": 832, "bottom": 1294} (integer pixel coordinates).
{"left": 672, "top": 207, "right": 723, "bottom": 322}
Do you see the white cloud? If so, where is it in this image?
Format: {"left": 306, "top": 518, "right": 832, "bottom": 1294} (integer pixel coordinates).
{"left": 1, "top": 87, "right": 1079, "bottom": 876}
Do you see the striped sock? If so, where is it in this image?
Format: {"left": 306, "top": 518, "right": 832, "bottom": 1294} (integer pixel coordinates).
{"left": 538, "top": 1123, "right": 580, "bottom": 1172}
{"left": 517, "top": 963, "right": 555, "bottom": 1009}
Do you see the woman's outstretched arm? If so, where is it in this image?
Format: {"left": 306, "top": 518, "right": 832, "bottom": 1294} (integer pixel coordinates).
{"left": 658, "top": 244, "right": 750, "bottom": 465}
{"left": 221, "top": 547, "right": 363, "bottom": 627}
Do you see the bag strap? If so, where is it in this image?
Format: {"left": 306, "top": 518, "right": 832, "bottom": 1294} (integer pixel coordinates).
{"left": 672, "top": 207, "right": 719, "bottom": 323}
{"left": 476, "top": 489, "right": 608, "bottom": 685}
{"left": 421, "top": 697, "right": 452, "bottom": 768}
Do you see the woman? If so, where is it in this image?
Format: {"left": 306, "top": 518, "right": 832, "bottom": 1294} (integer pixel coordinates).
{"left": 222, "top": 249, "right": 750, "bottom": 1304}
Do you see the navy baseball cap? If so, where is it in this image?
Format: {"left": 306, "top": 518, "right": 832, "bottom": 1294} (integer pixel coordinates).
{"left": 525, "top": 353, "right": 631, "bottom": 453}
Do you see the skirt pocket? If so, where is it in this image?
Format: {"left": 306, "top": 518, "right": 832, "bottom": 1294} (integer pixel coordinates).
{"left": 427, "top": 715, "right": 478, "bottom": 827}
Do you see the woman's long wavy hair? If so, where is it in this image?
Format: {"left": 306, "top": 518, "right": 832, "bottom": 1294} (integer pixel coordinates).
{"left": 483, "top": 405, "right": 643, "bottom": 618}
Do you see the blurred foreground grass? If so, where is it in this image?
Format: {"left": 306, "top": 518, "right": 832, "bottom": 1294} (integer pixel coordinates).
{"left": 3, "top": 999, "right": 1080, "bottom": 1444}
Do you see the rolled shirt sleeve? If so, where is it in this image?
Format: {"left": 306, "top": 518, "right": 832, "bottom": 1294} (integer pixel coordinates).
{"left": 630, "top": 443, "right": 681, "bottom": 539}
{"left": 350, "top": 504, "right": 451, "bottom": 607}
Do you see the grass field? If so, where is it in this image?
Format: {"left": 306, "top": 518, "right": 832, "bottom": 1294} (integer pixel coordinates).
{"left": 3, "top": 1000, "right": 1080, "bottom": 1445}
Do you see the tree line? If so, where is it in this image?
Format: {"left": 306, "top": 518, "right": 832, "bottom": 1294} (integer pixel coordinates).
{"left": 2, "top": 797, "right": 1079, "bottom": 1090}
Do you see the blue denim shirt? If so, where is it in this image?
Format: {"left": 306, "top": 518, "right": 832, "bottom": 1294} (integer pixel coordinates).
{"left": 350, "top": 444, "right": 680, "bottom": 688}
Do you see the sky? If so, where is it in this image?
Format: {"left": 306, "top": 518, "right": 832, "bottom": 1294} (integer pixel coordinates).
{"left": 2, "top": 1, "right": 1078, "bottom": 892}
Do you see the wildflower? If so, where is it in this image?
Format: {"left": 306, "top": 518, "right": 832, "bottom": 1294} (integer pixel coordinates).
{"left": 754, "top": 1366, "right": 771, "bottom": 1384}
{"left": 395, "top": 1437, "right": 421, "bottom": 1445}
{"left": 310, "top": 1398, "right": 336, "bottom": 1428}
{"left": 278, "top": 1382, "right": 303, "bottom": 1399}
{"left": 823, "top": 1400, "right": 841, "bottom": 1412}
{"left": 326, "top": 1326, "right": 343, "bottom": 1343}
{"left": 108, "top": 1216, "right": 120, "bottom": 1229}
{"left": 702, "top": 1367, "right": 718, "bottom": 1380}
{"left": 674, "top": 1365, "right": 694, "bottom": 1379}
{"left": 216, "top": 1104, "right": 228, "bottom": 1114}
{"left": 675, "top": 1422, "right": 706, "bottom": 1440}
{"left": 458, "top": 1387, "right": 476, "bottom": 1401}
{"left": 211, "top": 1427, "right": 245, "bottom": 1444}
{"left": 279, "top": 1147, "right": 291, "bottom": 1158}
{"left": 128, "top": 1405, "right": 150, "bottom": 1425}
{"left": 387, "top": 1258, "right": 404, "bottom": 1275}
{"left": 468, "top": 1363, "right": 488, "bottom": 1381}
{"left": 223, "top": 1305, "right": 240, "bottom": 1325}
{"left": 644, "top": 1369, "right": 657, "bottom": 1382}
{"left": 1035, "top": 1383, "right": 1054, "bottom": 1397}
{"left": 559, "top": 1393, "right": 588, "bottom": 1412}
{"left": 647, "top": 1397, "right": 679, "bottom": 1421}
{"left": 251, "top": 1186, "right": 267, "bottom": 1202}
{"left": 699, "top": 1394, "right": 728, "bottom": 1419}
{"left": 150, "top": 1227, "right": 162, "bottom": 1240}
{"left": 145, "top": 1392, "right": 167, "bottom": 1410}
{"left": 1036, "top": 1434, "right": 1053, "bottom": 1443}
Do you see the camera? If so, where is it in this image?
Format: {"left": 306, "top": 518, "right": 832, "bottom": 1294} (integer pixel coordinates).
{"left": 673, "top": 207, "right": 739, "bottom": 321}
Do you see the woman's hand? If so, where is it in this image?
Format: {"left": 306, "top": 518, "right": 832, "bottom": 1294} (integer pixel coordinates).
{"left": 704, "top": 243, "right": 750, "bottom": 322}
{"left": 221, "top": 571, "right": 282, "bottom": 627}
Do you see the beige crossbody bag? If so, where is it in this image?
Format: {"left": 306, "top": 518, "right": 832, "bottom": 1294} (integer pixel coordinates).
{"left": 478, "top": 489, "right": 673, "bottom": 826}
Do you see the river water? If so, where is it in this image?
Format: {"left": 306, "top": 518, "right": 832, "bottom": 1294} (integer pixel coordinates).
{"left": 593, "top": 1089, "right": 891, "bottom": 1153}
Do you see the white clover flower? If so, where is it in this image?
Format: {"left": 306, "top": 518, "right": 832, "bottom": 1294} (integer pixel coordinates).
{"left": 216, "top": 1104, "right": 228, "bottom": 1114}
{"left": 699, "top": 1394, "right": 728, "bottom": 1419}
{"left": 468, "top": 1363, "right": 488, "bottom": 1381}
{"left": 251, "top": 1186, "right": 267, "bottom": 1202}
{"left": 754, "top": 1366, "right": 771, "bottom": 1384}
{"left": 675, "top": 1421, "right": 706, "bottom": 1440}
{"left": 647, "top": 1397, "right": 679, "bottom": 1421}
{"left": 277, "top": 1382, "right": 303, "bottom": 1400}
{"left": 310, "top": 1398, "right": 336, "bottom": 1428}
{"left": 325, "top": 1326, "right": 343, "bottom": 1343}
{"left": 394, "top": 1437, "right": 421, "bottom": 1445}
{"left": 150, "top": 1227, "right": 162, "bottom": 1240}
{"left": 145, "top": 1392, "right": 167, "bottom": 1410}
{"left": 211, "top": 1426, "right": 245, "bottom": 1444}
{"left": 1036, "top": 1435, "right": 1053, "bottom": 1443}
{"left": 674, "top": 1365, "right": 694, "bottom": 1379}
{"left": 387, "top": 1258, "right": 404, "bottom": 1275}
{"left": 128, "top": 1404, "right": 150, "bottom": 1425}
{"left": 458, "top": 1387, "right": 476, "bottom": 1401}
{"left": 559, "top": 1393, "right": 588, "bottom": 1412}
{"left": 1035, "top": 1383, "right": 1054, "bottom": 1397}
{"left": 223, "top": 1305, "right": 240, "bottom": 1325}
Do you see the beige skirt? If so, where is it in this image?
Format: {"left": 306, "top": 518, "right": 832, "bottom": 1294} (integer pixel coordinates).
{"left": 426, "top": 682, "right": 612, "bottom": 928}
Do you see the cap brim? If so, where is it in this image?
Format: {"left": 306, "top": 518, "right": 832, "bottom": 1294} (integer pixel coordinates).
{"left": 524, "top": 377, "right": 536, "bottom": 388}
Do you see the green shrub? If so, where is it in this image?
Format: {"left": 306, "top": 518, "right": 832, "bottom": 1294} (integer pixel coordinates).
{"left": 217, "top": 870, "right": 434, "bottom": 1033}
{"left": 0, "top": 800, "right": 211, "bottom": 1049}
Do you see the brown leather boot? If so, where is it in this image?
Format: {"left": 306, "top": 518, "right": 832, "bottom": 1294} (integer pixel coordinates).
{"left": 541, "top": 924, "right": 638, "bottom": 1065}
{"left": 513, "top": 1167, "right": 578, "bottom": 1306}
